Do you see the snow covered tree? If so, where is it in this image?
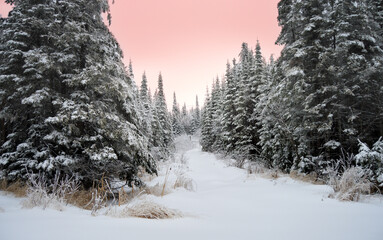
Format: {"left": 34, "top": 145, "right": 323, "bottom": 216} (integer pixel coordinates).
{"left": 190, "top": 95, "right": 201, "bottom": 133}
{"left": 151, "top": 73, "right": 173, "bottom": 159}
{"left": 138, "top": 72, "right": 153, "bottom": 139}
{"left": 0, "top": 0, "right": 156, "bottom": 187}
{"left": 179, "top": 103, "right": 193, "bottom": 135}
{"left": 171, "top": 92, "right": 182, "bottom": 135}
{"left": 200, "top": 88, "right": 214, "bottom": 151}
{"left": 221, "top": 61, "right": 237, "bottom": 153}
{"left": 272, "top": 0, "right": 383, "bottom": 174}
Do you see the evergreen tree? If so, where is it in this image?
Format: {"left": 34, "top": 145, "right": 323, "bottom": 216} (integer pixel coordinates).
{"left": 190, "top": 95, "right": 201, "bottom": 133}
{"left": 171, "top": 92, "right": 182, "bottom": 135}
{"left": 180, "top": 103, "right": 193, "bottom": 135}
{"left": 232, "top": 43, "right": 256, "bottom": 156}
{"left": 221, "top": 61, "right": 237, "bottom": 152}
{"left": 151, "top": 73, "right": 173, "bottom": 158}
{"left": 272, "top": 0, "right": 383, "bottom": 174}
{"left": 139, "top": 72, "right": 153, "bottom": 139}
{"left": 0, "top": 0, "right": 156, "bottom": 187}
{"left": 200, "top": 88, "right": 214, "bottom": 151}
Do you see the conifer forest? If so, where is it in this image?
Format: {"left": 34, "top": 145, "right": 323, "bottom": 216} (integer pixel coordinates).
{"left": 1, "top": 1, "right": 383, "bottom": 239}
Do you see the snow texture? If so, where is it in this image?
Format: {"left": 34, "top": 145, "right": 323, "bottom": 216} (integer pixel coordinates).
{"left": 1, "top": 136, "right": 382, "bottom": 240}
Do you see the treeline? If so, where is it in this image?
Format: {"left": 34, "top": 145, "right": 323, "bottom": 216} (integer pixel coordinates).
{"left": 200, "top": 0, "right": 383, "bottom": 187}
{"left": 135, "top": 70, "right": 201, "bottom": 159}
{"left": 0, "top": 0, "right": 199, "bottom": 188}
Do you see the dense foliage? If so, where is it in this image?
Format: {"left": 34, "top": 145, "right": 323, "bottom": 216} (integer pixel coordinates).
{"left": 200, "top": 0, "right": 383, "bottom": 187}
{"left": 0, "top": 0, "right": 161, "bottom": 187}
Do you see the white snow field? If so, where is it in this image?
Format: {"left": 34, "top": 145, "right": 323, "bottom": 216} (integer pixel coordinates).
{"left": 1, "top": 135, "right": 383, "bottom": 240}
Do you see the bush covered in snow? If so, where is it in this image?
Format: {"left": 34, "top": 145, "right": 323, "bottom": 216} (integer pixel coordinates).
{"left": 354, "top": 139, "right": 383, "bottom": 188}
{"left": 329, "top": 167, "right": 372, "bottom": 201}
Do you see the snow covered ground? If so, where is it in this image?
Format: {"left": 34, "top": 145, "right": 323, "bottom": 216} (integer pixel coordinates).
{"left": 1, "top": 135, "right": 383, "bottom": 240}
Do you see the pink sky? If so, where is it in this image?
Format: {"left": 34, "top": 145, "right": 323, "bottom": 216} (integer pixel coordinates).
{"left": 1, "top": 0, "right": 283, "bottom": 108}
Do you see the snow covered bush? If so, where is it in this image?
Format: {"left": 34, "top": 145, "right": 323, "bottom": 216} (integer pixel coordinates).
{"left": 22, "top": 172, "right": 79, "bottom": 210}
{"left": 329, "top": 167, "right": 372, "bottom": 202}
{"left": 173, "top": 174, "right": 196, "bottom": 191}
{"left": 355, "top": 139, "right": 383, "bottom": 188}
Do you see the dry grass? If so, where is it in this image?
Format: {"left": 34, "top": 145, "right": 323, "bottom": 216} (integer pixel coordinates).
{"left": 245, "top": 162, "right": 283, "bottom": 180}
{"left": 255, "top": 169, "right": 282, "bottom": 180}
{"left": 289, "top": 170, "right": 324, "bottom": 185}
{"left": 329, "top": 167, "right": 372, "bottom": 201}
{"left": 0, "top": 179, "right": 28, "bottom": 197}
{"left": 66, "top": 190, "right": 94, "bottom": 210}
{"left": 120, "top": 200, "right": 182, "bottom": 219}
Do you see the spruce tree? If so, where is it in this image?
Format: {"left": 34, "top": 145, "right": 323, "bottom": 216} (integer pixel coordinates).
{"left": 0, "top": 0, "right": 156, "bottom": 187}
{"left": 273, "top": 0, "right": 383, "bottom": 174}
{"left": 200, "top": 88, "right": 214, "bottom": 151}
{"left": 190, "top": 95, "right": 201, "bottom": 133}
{"left": 171, "top": 92, "right": 182, "bottom": 135}
{"left": 151, "top": 73, "right": 173, "bottom": 158}
{"left": 232, "top": 43, "right": 255, "bottom": 156}
{"left": 139, "top": 72, "right": 153, "bottom": 139}
{"left": 222, "top": 61, "right": 237, "bottom": 153}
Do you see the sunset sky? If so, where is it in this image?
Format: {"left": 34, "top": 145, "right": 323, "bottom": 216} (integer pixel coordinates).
{"left": 0, "top": 0, "right": 283, "bottom": 109}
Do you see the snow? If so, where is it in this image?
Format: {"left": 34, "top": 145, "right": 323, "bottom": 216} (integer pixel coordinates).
{"left": 324, "top": 140, "right": 341, "bottom": 149}
{"left": 21, "top": 88, "right": 50, "bottom": 105}
{"left": 1, "top": 135, "right": 383, "bottom": 240}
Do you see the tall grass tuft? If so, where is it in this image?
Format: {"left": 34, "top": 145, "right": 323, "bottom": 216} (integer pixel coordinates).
{"left": 329, "top": 167, "right": 372, "bottom": 201}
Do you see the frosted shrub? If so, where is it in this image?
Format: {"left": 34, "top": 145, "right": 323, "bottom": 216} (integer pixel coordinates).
{"left": 246, "top": 162, "right": 268, "bottom": 175}
{"left": 22, "top": 172, "right": 79, "bottom": 210}
{"left": 144, "top": 182, "right": 171, "bottom": 197}
{"left": 355, "top": 138, "right": 383, "bottom": 187}
{"left": 329, "top": 167, "right": 372, "bottom": 201}
{"left": 173, "top": 174, "right": 196, "bottom": 191}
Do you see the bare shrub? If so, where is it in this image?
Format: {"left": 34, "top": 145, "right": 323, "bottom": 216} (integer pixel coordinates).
{"left": 84, "top": 176, "right": 118, "bottom": 216}
{"left": 22, "top": 172, "right": 79, "bottom": 210}
{"left": 247, "top": 162, "right": 267, "bottom": 175}
{"left": 329, "top": 167, "right": 372, "bottom": 201}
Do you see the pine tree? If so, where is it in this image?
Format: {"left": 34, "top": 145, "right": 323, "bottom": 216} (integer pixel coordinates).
{"left": 190, "top": 95, "right": 201, "bottom": 133}
{"left": 151, "top": 73, "right": 173, "bottom": 158}
{"left": 273, "top": 0, "right": 383, "bottom": 174}
{"left": 222, "top": 61, "right": 237, "bottom": 152}
{"left": 0, "top": 0, "right": 156, "bottom": 187}
{"left": 171, "top": 92, "right": 182, "bottom": 135}
{"left": 232, "top": 43, "right": 255, "bottom": 156}
{"left": 139, "top": 72, "right": 153, "bottom": 139}
{"left": 200, "top": 88, "right": 214, "bottom": 151}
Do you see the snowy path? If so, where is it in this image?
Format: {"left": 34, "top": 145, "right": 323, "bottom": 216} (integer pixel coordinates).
{"left": 159, "top": 145, "right": 383, "bottom": 240}
{"left": 1, "top": 139, "right": 383, "bottom": 240}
